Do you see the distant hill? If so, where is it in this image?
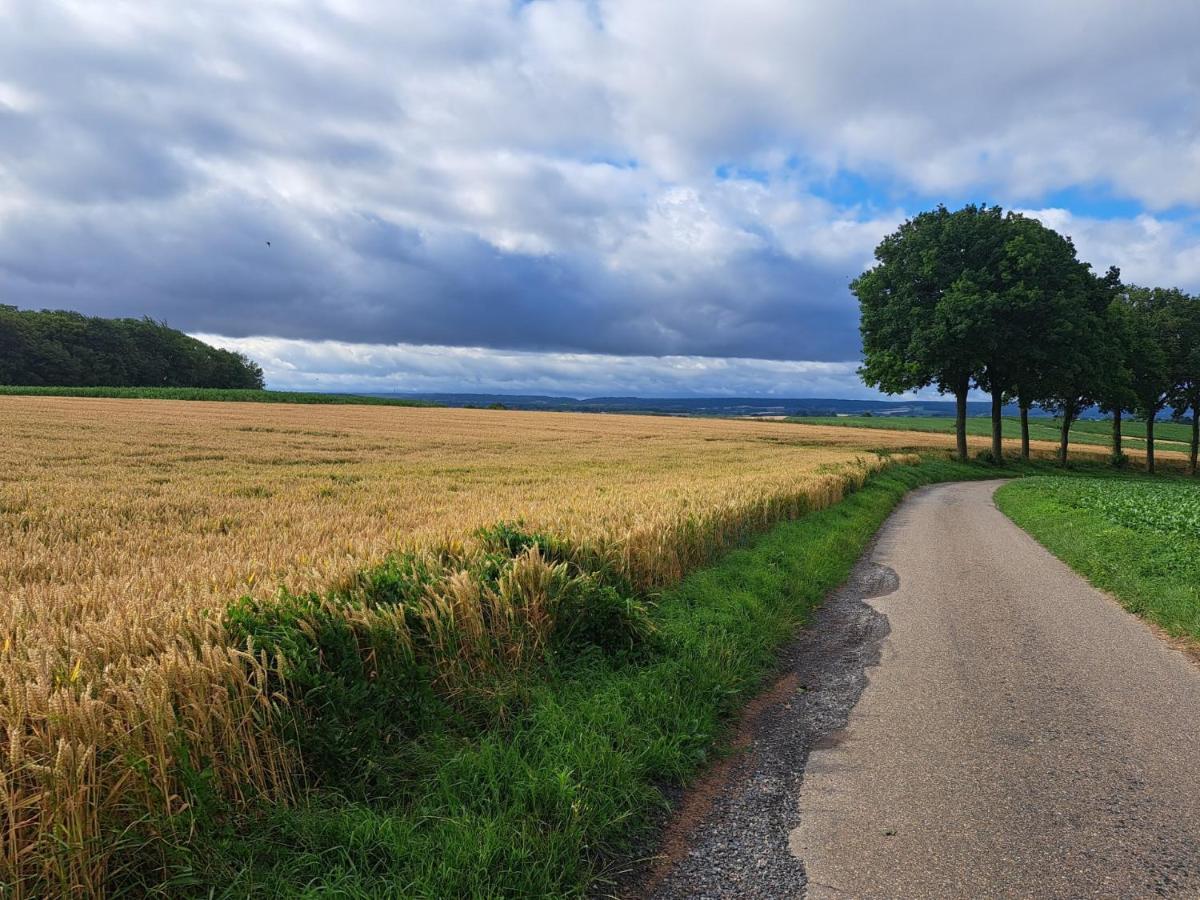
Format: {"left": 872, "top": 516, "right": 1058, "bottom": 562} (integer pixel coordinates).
{"left": 0, "top": 306, "right": 265, "bottom": 389}
{"left": 365, "top": 392, "right": 1062, "bottom": 418}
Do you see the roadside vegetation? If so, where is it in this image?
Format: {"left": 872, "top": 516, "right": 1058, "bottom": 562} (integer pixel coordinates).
{"left": 996, "top": 476, "right": 1200, "bottom": 641}
{"left": 786, "top": 414, "right": 1194, "bottom": 454}
{"left": 0, "top": 385, "right": 431, "bottom": 405}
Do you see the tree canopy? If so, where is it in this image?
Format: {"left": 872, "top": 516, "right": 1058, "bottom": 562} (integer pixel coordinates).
{"left": 0, "top": 306, "right": 264, "bottom": 389}
{"left": 854, "top": 205, "right": 1199, "bottom": 472}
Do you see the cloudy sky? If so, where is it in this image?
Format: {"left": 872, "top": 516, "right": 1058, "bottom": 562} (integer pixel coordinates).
{"left": 3, "top": 1, "right": 1199, "bottom": 397}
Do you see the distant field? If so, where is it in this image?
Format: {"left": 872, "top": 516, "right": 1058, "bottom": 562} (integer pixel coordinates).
{"left": 0, "top": 385, "right": 431, "bottom": 405}
{"left": 2, "top": 395, "right": 927, "bottom": 894}
{"left": 786, "top": 414, "right": 1194, "bottom": 452}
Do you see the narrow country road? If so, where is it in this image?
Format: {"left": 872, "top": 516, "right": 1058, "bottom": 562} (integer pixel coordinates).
{"left": 646, "top": 480, "right": 1200, "bottom": 900}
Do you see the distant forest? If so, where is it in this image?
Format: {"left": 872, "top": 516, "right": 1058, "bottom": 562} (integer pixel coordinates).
{"left": 0, "top": 306, "right": 264, "bottom": 389}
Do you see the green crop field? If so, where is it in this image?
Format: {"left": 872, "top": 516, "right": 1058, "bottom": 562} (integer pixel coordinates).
{"left": 996, "top": 476, "right": 1200, "bottom": 640}
{"left": 787, "top": 414, "right": 1194, "bottom": 452}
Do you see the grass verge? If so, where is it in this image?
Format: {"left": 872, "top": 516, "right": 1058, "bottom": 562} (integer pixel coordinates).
{"left": 995, "top": 475, "right": 1200, "bottom": 641}
{"left": 0, "top": 386, "right": 432, "bottom": 405}
{"left": 125, "top": 457, "right": 1012, "bottom": 898}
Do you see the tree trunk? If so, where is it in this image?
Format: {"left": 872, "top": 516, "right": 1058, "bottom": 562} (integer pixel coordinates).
{"left": 1058, "top": 408, "right": 1074, "bottom": 467}
{"left": 954, "top": 381, "right": 968, "bottom": 462}
{"left": 1146, "top": 413, "right": 1156, "bottom": 475}
{"left": 1019, "top": 400, "right": 1031, "bottom": 461}
{"left": 1191, "top": 402, "right": 1199, "bottom": 477}
{"left": 1111, "top": 409, "right": 1123, "bottom": 463}
{"left": 991, "top": 390, "right": 1003, "bottom": 463}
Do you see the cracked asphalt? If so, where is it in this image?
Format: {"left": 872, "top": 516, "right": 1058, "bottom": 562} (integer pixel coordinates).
{"left": 646, "top": 479, "right": 1200, "bottom": 899}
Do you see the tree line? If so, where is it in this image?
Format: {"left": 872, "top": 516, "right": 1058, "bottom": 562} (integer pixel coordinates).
{"left": 854, "top": 205, "right": 1200, "bottom": 475}
{"left": 0, "top": 306, "right": 265, "bottom": 390}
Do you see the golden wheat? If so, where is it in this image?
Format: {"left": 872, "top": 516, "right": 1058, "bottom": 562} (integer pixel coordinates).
{"left": 0, "top": 395, "right": 963, "bottom": 894}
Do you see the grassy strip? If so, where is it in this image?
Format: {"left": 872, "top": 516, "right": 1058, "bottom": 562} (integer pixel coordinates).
{"left": 136, "top": 457, "right": 1007, "bottom": 898}
{"left": 786, "top": 414, "right": 1194, "bottom": 451}
{"left": 0, "top": 385, "right": 433, "bottom": 406}
{"left": 995, "top": 476, "right": 1200, "bottom": 640}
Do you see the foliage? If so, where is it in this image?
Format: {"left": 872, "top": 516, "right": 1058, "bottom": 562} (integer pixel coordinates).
{"left": 1034, "top": 267, "right": 1124, "bottom": 464}
{"left": 854, "top": 204, "right": 1000, "bottom": 458}
{"left": 1123, "top": 286, "right": 1196, "bottom": 472}
{"left": 853, "top": 204, "right": 1199, "bottom": 470}
{"left": 0, "top": 305, "right": 265, "bottom": 388}
{"left": 1007, "top": 476, "right": 1200, "bottom": 539}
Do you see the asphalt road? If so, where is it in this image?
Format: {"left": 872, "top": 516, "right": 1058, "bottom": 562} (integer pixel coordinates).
{"left": 792, "top": 479, "right": 1200, "bottom": 898}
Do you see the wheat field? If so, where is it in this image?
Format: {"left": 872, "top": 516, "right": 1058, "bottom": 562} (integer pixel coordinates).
{"left": 0, "top": 395, "right": 958, "bottom": 894}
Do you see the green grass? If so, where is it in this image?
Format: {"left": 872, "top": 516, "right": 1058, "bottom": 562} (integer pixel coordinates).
{"left": 0, "top": 385, "right": 432, "bottom": 406}
{"left": 996, "top": 476, "right": 1200, "bottom": 640}
{"left": 786, "top": 414, "right": 1194, "bottom": 452}
{"left": 127, "top": 457, "right": 1009, "bottom": 898}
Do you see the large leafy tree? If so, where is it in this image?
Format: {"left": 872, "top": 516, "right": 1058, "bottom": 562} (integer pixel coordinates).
{"left": 854, "top": 205, "right": 996, "bottom": 461}
{"left": 856, "top": 205, "right": 1093, "bottom": 465}
{"left": 1034, "top": 267, "right": 1123, "bottom": 466}
{"left": 1168, "top": 291, "right": 1200, "bottom": 475}
{"left": 1124, "top": 287, "right": 1183, "bottom": 475}
{"left": 971, "top": 213, "right": 1095, "bottom": 462}
{"left": 1094, "top": 296, "right": 1138, "bottom": 464}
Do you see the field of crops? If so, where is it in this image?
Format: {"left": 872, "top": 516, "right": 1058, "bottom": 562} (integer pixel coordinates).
{"left": 1008, "top": 477, "right": 1200, "bottom": 540}
{"left": 1, "top": 395, "right": 953, "bottom": 895}
{"left": 788, "top": 414, "right": 1194, "bottom": 454}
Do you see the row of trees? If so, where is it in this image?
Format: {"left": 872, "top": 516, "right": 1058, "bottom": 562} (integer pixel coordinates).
{"left": 854, "top": 205, "right": 1200, "bottom": 475}
{"left": 0, "top": 306, "right": 265, "bottom": 389}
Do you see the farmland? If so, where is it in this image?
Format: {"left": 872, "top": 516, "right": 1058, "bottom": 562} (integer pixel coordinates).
{"left": 3, "top": 394, "right": 1197, "bottom": 895}
{"left": 1, "top": 395, "right": 932, "bottom": 895}
{"left": 996, "top": 476, "right": 1200, "bottom": 640}
{"left": 787, "top": 414, "right": 1195, "bottom": 453}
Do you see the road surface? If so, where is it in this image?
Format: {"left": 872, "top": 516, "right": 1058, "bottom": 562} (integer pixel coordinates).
{"left": 648, "top": 479, "right": 1200, "bottom": 899}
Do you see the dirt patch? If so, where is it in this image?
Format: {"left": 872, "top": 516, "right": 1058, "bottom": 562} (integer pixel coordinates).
{"left": 639, "top": 671, "right": 802, "bottom": 894}
{"left": 617, "top": 556, "right": 899, "bottom": 899}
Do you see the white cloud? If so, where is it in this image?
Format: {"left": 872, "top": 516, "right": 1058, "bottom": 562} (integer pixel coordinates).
{"left": 197, "top": 333, "right": 876, "bottom": 398}
{"left": 1020, "top": 208, "right": 1200, "bottom": 290}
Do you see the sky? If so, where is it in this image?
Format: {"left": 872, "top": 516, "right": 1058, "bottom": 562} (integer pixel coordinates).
{"left": 2, "top": 1, "right": 1199, "bottom": 398}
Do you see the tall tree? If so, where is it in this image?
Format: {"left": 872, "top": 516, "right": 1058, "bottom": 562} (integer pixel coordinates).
{"left": 1168, "top": 291, "right": 1200, "bottom": 475}
{"left": 972, "top": 212, "right": 1094, "bottom": 463}
{"left": 1124, "top": 287, "right": 1182, "bottom": 475}
{"left": 854, "top": 205, "right": 997, "bottom": 461}
{"left": 1094, "top": 294, "right": 1138, "bottom": 465}
{"left": 1034, "top": 267, "right": 1122, "bottom": 466}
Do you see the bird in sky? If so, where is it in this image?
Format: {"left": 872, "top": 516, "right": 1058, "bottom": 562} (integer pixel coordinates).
{"left": 265, "top": 240, "right": 271, "bottom": 247}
